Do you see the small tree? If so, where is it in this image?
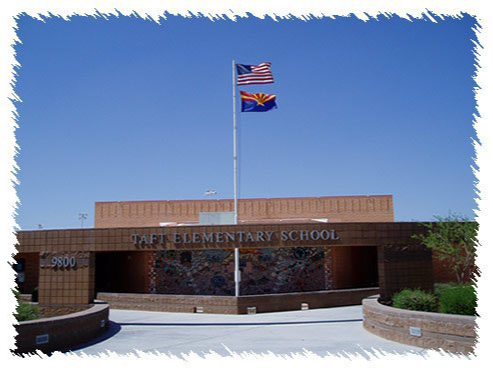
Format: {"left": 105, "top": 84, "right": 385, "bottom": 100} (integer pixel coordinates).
{"left": 413, "top": 214, "right": 477, "bottom": 284}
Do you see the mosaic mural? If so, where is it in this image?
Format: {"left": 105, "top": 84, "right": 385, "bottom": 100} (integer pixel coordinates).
{"left": 150, "top": 249, "right": 235, "bottom": 295}
{"left": 149, "top": 247, "right": 333, "bottom": 296}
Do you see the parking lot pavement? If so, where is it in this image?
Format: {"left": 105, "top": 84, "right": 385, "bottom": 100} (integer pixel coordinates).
{"left": 68, "top": 305, "right": 427, "bottom": 357}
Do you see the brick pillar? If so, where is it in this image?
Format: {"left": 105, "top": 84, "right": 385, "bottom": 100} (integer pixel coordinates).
{"left": 323, "top": 247, "right": 333, "bottom": 290}
{"left": 377, "top": 244, "right": 433, "bottom": 303}
{"left": 148, "top": 251, "right": 157, "bottom": 294}
{"left": 38, "top": 252, "right": 95, "bottom": 307}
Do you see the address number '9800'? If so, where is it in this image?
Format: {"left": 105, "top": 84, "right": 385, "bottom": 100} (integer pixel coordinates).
{"left": 51, "top": 256, "right": 76, "bottom": 269}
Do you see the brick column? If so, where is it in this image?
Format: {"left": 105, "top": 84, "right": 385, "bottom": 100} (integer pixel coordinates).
{"left": 38, "top": 252, "right": 95, "bottom": 307}
{"left": 323, "top": 247, "right": 333, "bottom": 290}
{"left": 377, "top": 244, "right": 433, "bottom": 303}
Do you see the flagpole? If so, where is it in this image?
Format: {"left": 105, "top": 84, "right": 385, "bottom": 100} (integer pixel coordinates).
{"left": 232, "top": 60, "right": 240, "bottom": 297}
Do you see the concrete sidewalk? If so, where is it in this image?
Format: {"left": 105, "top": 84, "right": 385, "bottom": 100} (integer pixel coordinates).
{"left": 68, "top": 305, "right": 427, "bottom": 357}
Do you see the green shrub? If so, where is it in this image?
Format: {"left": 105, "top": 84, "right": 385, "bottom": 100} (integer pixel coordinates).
{"left": 439, "top": 285, "right": 477, "bottom": 316}
{"left": 15, "top": 301, "right": 39, "bottom": 322}
{"left": 392, "top": 289, "right": 438, "bottom": 312}
{"left": 12, "top": 289, "right": 39, "bottom": 322}
{"left": 434, "top": 283, "right": 458, "bottom": 299}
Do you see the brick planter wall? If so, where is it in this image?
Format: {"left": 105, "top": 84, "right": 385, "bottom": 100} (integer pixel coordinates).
{"left": 362, "top": 296, "right": 476, "bottom": 354}
{"left": 237, "top": 288, "right": 379, "bottom": 314}
{"left": 97, "top": 288, "right": 379, "bottom": 315}
{"left": 38, "top": 304, "right": 91, "bottom": 318}
{"left": 97, "top": 293, "right": 239, "bottom": 314}
{"left": 14, "top": 302, "right": 109, "bottom": 355}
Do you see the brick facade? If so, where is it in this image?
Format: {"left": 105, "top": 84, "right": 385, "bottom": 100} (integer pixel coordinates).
{"left": 38, "top": 251, "right": 95, "bottom": 306}
{"left": 377, "top": 244, "right": 434, "bottom": 302}
{"left": 94, "top": 195, "right": 394, "bottom": 228}
{"left": 15, "top": 222, "right": 433, "bottom": 314}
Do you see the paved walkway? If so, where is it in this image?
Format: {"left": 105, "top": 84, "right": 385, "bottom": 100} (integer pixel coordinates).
{"left": 69, "top": 306, "right": 426, "bottom": 357}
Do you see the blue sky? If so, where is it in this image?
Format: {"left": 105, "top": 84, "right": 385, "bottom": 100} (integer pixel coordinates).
{"left": 14, "top": 14, "right": 478, "bottom": 229}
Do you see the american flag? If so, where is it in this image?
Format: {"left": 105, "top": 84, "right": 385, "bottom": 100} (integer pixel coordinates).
{"left": 236, "top": 62, "right": 274, "bottom": 85}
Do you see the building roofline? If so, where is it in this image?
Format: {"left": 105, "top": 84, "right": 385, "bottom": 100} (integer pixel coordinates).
{"left": 95, "top": 194, "right": 394, "bottom": 205}
{"left": 19, "top": 220, "right": 429, "bottom": 233}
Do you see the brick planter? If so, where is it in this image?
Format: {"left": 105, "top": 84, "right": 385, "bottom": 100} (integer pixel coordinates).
{"left": 14, "top": 302, "right": 109, "bottom": 355}
{"left": 98, "top": 288, "right": 379, "bottom": 314}
{"left": 362, "top": 296, "right": 477, "bottom": 354}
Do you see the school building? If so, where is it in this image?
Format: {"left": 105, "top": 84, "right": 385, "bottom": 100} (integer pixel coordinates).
{"left": 15, "top": 195, "right": 442, "bottom": 315}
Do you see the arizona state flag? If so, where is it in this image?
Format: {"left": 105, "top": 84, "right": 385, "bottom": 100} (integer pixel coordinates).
{"left": 240, "top": 91, "right": 277, "bottom": 112}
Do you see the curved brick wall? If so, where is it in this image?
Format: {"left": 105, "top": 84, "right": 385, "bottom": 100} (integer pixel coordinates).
{"left": 14, "top": 302, "right": 109, "bottom": 354}
{"left": 362, "top": 297, "right": 476, "bottom": 354}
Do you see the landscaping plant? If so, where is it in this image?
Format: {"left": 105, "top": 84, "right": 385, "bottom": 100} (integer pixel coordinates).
{"left": 439, "top": 284, "right": 477, "bottom": 316}
{"left": 413, "top": 214, "right": 477, "bottom": 284}
{"left": 13, "top": 289, "right": 39, "bottom": 322}
{"left": 392, "top": 289, "right": 438, "bottom": 313}
{"left": 392, "top": 285, "right": 477, "bottom": 316}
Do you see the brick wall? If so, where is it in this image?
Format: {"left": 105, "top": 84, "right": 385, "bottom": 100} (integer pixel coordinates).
{"left": 363, "top": 297, "right": 476, "bottom": 354}
{"left": 38, "top": 252, "right": 95, "bottom": 306}
{"left": 97, "top": 288, "right": 379, "bottom": 315}
{"left": 14, "top": 302, "right": 109, "bottom": 354}
{"left": 237, "top": 287, "right": 379, "bottom": 314}
{"left": 432, "top": 253, "right": 477, "bottom": 284}
{"left": 94, "top": 195, "right": 394, "bottom": 228}
{"left": 14, "top": 253, "right": 39, "bottom": 294}
{"left": 97, "top": 292, "right": 239, "bottom": 314}
{"left": 38, "top": 304, "right": 90, "bottom": 318}
{"left": 378, "top": 244, "right": 434, "bottom": 302}
{"left": 17, "top": 222, "right": 425, "bottom": 254}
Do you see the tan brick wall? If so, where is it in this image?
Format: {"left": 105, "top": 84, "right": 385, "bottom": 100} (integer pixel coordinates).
{"left": 94, "top": 195, "right": 394, "bottom": 228}
{"left": 363, "top": 297, "right": 476, "bottom": 354}
{"left": 38, "top": 252, "right": 95, "bottom": 306}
